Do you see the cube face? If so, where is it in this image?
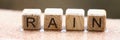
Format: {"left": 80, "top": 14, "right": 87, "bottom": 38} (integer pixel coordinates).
{"left": 22, "top": 15, "right": 40, "bottom": 30}
{"left": 87, "top": 16, "right": 106, "bottom": 31}
{"left": 44, "top": 15, "right": 62, "bottom": 30}
{"left": 66, "top": 15, "right": 84, "bottom": 31}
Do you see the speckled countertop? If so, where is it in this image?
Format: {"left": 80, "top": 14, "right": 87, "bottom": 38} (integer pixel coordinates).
{"left": 0, "top": 9, "right": 120, "bottom": 40}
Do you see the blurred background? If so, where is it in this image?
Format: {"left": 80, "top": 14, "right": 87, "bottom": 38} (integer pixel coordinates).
{"left": 0, "top": 0, "right": 120, "bottom": 18}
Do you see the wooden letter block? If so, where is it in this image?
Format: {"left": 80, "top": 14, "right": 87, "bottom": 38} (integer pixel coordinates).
{"left": 66, "top": 9, "right": 84, "bottom": 31}
{"left": 87, "top": 9, "right": 106, "bottom": 31}
{"left": 44, "top": 8, "right": 63, "bottom": 31}
{"left": 22, "top": 9, "right": 41, "bottom": 30}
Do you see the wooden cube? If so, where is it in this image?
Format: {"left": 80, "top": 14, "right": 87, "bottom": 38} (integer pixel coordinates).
{"left": 22, "top": 9, "right": 41, "bottom": 30}
{"left": 87, "top": 9, "right": 106, "bottom": 31}
{"left": 44, "top": 8, "right": 63, "bottom": 31}
{"left": 66, "top": 9, "right": 84, "bottom": 31}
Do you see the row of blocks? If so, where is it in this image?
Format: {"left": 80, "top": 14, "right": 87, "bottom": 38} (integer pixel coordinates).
{"left": 22, "top": 8, "right": 106, "bottom": 31}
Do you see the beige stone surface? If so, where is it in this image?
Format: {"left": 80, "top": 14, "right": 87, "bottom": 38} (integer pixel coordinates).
{"left": 66, "top": 15, "right": 84, "bottom": 31}
{"left": 87, "top": 16, "right": 106, "bottom": 31}
{"left": 44, "top": 15, "right": 62, "bottom": 31}
{"left": 0, "top": 9, "right": 120, "bottom": 40}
